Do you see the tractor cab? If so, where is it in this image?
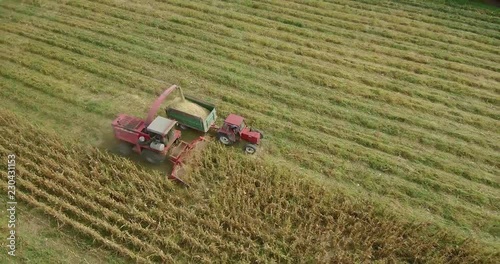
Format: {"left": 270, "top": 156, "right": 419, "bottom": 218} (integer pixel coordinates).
{"left": 222, "top": 114, "right": 246, "bottom": 134}
{"left": 217, "top": 114, "right": 263, "bottom": 154}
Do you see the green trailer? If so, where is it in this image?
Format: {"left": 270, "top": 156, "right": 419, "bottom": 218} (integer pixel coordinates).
{"left": 165, "top": 95, "right": 217, "bottom": 133}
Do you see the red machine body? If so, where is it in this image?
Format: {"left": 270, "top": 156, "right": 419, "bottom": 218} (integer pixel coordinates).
{"left": 111, "top": 85, "right": 203, "bottom": 186}
{"left": 112, "top": 114, "right": 181, "bottom": 156}
{"left": 216, "top": 114, "right": 263, "bottom": 154}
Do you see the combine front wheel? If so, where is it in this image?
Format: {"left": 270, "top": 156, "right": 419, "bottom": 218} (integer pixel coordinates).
{"left": 117, "top": 142, "right": 133, "bottom": 156}
{"left": 141, "top": 150, "right": 165, "bottom": 164}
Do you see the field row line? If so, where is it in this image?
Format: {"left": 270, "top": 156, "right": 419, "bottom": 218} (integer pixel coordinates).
{"left": 31, "top": 0, "right": 500, "bottom": 117}
{"left": 241, "top": 107, "right": 500, "bottom": 210}
{"left": 0, "top": 58, "right": 115, "bottom": 119}
{"left": 0, "top": 75, "right": 107, "bottom": 132}
{"left": 33, "top": 2, "right": 500, "bottom": 127}
{"left": 15, "top": 191, "right": 150, "bottom": 263}
{"left": 73, "top": 0, "right": 500, "bottom": 110}
{"left": 149, "top": 0, "right": 500, "bottom": 68}
{"left": 6, "top": 12, "right": 491, "bottom": 140}
{"left": 1, "top": 8, "right": 498, "bottom": 177}
{"left": 15, "top": 168, "right": 168, "bottom": 262}
{"left": 3, "top": 138, "right": 207, "bottom": 262}
{"left": 299, "top": 0, "right": 500, "bottom": 37}
{"left": 122, "top": 0, "right": 500, "bottom": 85}
{"left": 0, "top": 127, "right": 284, "bottom": 261}
{"left": 1, "top": 113, "right": 498, "bottom": 252}
{"left": 133, "top": 0, "right": 500, "bottom": 96}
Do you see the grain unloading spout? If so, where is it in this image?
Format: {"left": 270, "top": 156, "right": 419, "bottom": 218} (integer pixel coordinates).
{"left": 145, "top": 85, "right": 185, "bottom": 126}
{"left": 168, "top": 136, "right": 207, "bottom": 187}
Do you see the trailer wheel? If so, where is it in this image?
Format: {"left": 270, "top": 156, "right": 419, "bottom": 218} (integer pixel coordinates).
{"left": 244, "top": 144, "right": 257, "bottom": 154}
{"left": 141, "top": 150, "right": 165, "bottom": 164}
{"left": 117, "top": 142, "right": 133, "bottom": 156}
{"left": 217, "top": 133, "right": 233, "bottom": 145}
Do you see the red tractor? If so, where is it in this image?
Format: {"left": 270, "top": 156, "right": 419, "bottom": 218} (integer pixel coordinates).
{"left": 215, "top": 114, "right": 264, "bottom": 154}
{"left": 111, "top": 85, "right": 204, "bottom": 185}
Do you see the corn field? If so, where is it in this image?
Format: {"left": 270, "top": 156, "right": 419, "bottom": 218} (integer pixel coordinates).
{"left": 0, "top": 110, "right": 494, "bottom": 263}
{"left": 0, "top": 0, "right": 499, "bottom": 262}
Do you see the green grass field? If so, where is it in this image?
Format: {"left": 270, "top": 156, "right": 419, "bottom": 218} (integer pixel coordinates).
{"left": 0, "top": 0, "right": 499, "bottom": 262}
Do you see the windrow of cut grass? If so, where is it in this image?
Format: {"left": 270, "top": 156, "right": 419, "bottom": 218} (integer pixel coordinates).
{"left": 0, "top": 0, "right": 498, "bottom": 252}
{"left": 0, "top": 109, "right": 496, "bottom": 263}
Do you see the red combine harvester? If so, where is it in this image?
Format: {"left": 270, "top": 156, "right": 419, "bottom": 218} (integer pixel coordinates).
{"left": 111, "top": 85, "right": 205, "bottom": 186}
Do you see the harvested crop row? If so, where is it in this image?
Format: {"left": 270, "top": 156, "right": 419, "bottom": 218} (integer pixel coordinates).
{"left": 45, "top": 0, "right": 500, "bottom": 87}
{"left": 252, "top": 0, "right": 499, "bottom": 51}
{"left": 1, "top": 25, "right": 496, "bottom": 175}
{"left": 96, "top": 0, "right": 500, "bottom": 70}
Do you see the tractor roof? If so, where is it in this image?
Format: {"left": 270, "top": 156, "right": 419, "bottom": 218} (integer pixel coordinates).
{"left": 147, "top": 116, "right": 177, "bottom": 135}
{"left": 224, "top": 114, "right": 244, "bottom": 126}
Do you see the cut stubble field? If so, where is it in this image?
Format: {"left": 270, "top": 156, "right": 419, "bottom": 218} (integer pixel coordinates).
{"left": 0, "top": 0, "right": 499, "bottom": 262}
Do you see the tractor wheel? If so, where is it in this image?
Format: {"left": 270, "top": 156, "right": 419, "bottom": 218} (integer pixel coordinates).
{"left": 244, "top": 144, "right": 257, "bottom": 154}
{"left": 141, "top": 150, "right": 165, "bottom": 164}
{"left": 217, "top": 133, "right": 233, "bottom": 145}
{"left": 117, "top": 142, "right": 133, "bottom": 156}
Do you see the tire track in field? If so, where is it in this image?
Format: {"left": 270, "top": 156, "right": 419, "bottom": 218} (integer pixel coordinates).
{"left": 292, "top": 0, "right": 500, "bottom": 40}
